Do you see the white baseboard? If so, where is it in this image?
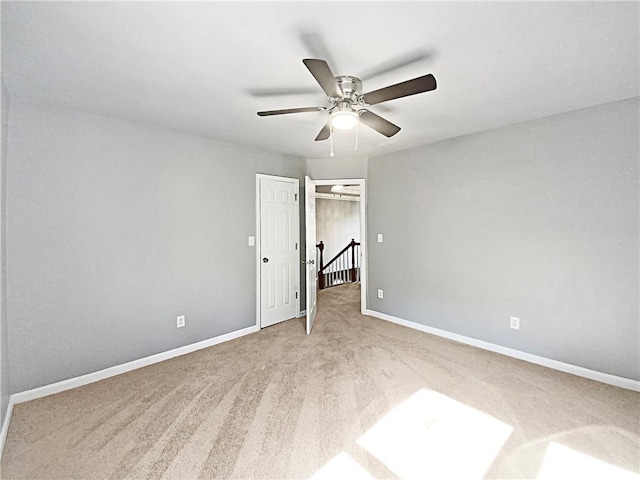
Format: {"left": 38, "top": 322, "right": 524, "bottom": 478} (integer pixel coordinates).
{"left": 11, "top": 325, "right": 259, "bottom": 405}
{"left": 363, "top": 309, "right": 640, "bottom": 392}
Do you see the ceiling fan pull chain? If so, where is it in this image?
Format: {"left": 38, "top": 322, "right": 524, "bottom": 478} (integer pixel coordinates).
{"left": 355, "top": 118, "right": 359, "bottom": 152}
{"left": 329, "top": 121, "right": 335, "bottom": 157}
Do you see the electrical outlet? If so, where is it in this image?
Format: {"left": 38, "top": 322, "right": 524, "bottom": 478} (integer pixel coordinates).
{"left": 377, "top": 233, "right": 384, "bottom": 243}
{"left": 510, "top": 316, "right": 520, "bottom": 330}
{"left": 378, "top": 289, "right": 384, "bottom": 299}
{"left": 177, "top": 315, "right": 186, "bottom": 328}
{"left": 248, "top": 236, "right": 255, "bottom": 246}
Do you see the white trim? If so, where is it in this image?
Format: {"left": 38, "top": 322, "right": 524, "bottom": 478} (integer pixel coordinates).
{"left": 255, "top": 175, "right": 262, "bottom": 330}
{"left": 312, "top": 178, "right": 367, "bottom": 314}
{"left": 315, "top": 192, "right": 360, "bottom": 202}
{"left": 364, "top": 309, "right": 640, "bottom": 392}
{"left": 359, "top": 182, "right": 367, "bottom": 314}
{"left": 0, "top": 397, "right": 14, "bottom": 461}
{"left": 255, "top": 174, "right": 301, "bottom": 330}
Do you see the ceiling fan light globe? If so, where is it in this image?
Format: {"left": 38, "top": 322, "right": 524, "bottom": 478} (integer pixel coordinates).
{"left": 331, "top": 111, "right": 358, "bottom": 130}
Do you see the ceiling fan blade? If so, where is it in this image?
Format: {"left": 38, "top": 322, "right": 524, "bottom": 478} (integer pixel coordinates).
{"left": 299, "top": 30, "right": 339, "bottom": 73}
{"left": 315, "top": 121, "right": 331, "bottom": 141}
{"left": 303, "top": 59, "right": 342, "bottom": 98}
{"left": 257, "top": 107, "right": 326, "bottom": 116}
{"left": 359, "top": 110, "right": 401, "bottom": 137}
{"left": 362, "top": 74, "right": 437, "bottom": 106}
{"left": 360, "top": 49, "right": 434, "bottom": 82}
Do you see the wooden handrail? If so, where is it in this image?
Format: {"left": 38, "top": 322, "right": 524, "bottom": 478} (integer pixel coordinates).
{"left": 319, "top": 239, "right": 360, "bottom": 274}
{"left": 316, "top": 239, "right": 361, "bottom": 289}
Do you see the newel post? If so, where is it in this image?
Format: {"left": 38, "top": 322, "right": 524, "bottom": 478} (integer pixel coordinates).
{"left": 349, "top": 239, "right": 357, "bottom": 282}
{"left": 317, "top": 241, "right": 325, "bottom": 289}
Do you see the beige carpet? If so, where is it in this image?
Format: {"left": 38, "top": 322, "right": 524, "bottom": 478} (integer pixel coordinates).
{"left": 2, "top": 283, "right": 638, "bottom": 479}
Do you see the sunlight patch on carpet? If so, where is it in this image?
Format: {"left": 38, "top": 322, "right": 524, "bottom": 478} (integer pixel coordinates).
{"left": 309, "top": 452, "right": 374, "bottom": 480}
{"left": 536, "top": 442, "right": 639, "bottom": 480}
{"left": 357, "top": 388, "right": 513, "bottom": 479}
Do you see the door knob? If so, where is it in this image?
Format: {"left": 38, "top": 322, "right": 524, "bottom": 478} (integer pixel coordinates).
{"left": 262, "top": 258, "right": 269, "bottom": 263}
{"left": 308, "top": 259, "right": 315, "bottom": 265}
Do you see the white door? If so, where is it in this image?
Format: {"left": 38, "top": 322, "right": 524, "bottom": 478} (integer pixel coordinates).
{"left": 305, "top": 176, "right": 318, "bottom": 334}
{"left": 259, "top": 176, "right": 299, "bottom": 328}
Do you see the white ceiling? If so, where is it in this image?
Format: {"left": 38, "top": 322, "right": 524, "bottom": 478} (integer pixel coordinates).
{"left": 2, "top": 1, "right": 638, "bottom": 159}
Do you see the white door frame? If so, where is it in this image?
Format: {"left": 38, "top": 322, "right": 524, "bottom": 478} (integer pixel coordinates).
{"left": 312, "top": 178, "right": 367, "bottom": 314}
{"left": 255, "top": 174, "right": 301, "bottom": 329}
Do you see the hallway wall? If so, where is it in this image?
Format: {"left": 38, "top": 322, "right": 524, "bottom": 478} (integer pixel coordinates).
{"left": 316, "top": 198, "right": 360, "bottom": 263}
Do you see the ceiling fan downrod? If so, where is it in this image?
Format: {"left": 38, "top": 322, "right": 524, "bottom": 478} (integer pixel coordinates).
{"left": 355, "top": 116, "right": 359, "bottom": 153}
{"left": 329, "top": 122, "right": 335, "bottom": 158}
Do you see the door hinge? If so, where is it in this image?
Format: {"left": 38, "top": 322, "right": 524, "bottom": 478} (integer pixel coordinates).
{"left": 296, "top": 292, "right": 298, "bottom": 299}
{"left": 295, "top": 242, "right": 298, "bottom": 250}
{"left": 294, "top": 193, "right": 298, "bottom": 201}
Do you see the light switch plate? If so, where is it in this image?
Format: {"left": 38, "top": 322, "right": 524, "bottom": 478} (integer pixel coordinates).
{"left": 377, "top": 234, "right": 383, "bottom": 243}
{"left": 248, "top": 236, "right": 255, "bottom": 246}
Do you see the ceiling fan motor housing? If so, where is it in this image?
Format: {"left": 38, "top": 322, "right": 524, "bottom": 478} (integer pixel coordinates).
{"left": 335, "top": 75, "right": 363, "bottom": 102}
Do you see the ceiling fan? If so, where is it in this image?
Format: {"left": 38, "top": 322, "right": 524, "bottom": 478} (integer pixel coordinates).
{"left": 256, "top": 58, "right": 437, "bottom": 146}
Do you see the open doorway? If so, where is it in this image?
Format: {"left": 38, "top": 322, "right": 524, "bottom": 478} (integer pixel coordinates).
{"left": 306, "top": 178, "right": 367, "bottom": 329}
{"left": 315, "top": 184, "right": 361, "bottom": 288}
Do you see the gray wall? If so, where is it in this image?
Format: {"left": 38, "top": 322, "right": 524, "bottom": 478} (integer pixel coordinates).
{"left": 306, "top": 157, "right": 367, "bottom": 180}
{"left": 1, "top": 83, "right": 9, "bottom": 424}
{"left": 6, "top": 100, "right": 304, "bottom": 393}
{"left": 367, "top": 98, "right": 639, "bottom": 381}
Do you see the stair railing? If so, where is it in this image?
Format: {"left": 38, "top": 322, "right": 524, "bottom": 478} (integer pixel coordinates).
{"left": 315, "top": 239, "right": 361, "bottom": 289}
